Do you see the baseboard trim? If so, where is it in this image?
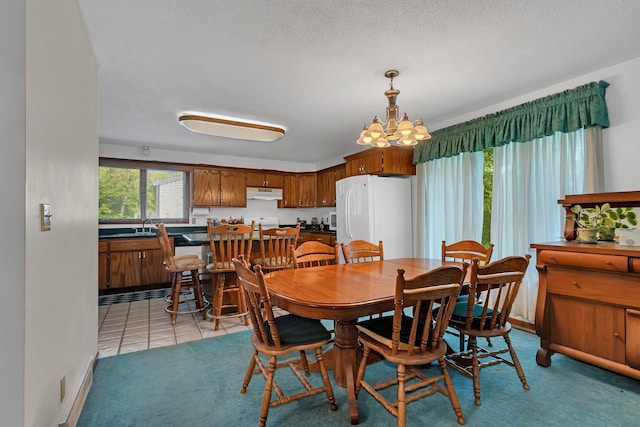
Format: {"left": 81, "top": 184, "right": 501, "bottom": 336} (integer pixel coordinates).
{"left": 509, "top": 317, "right": 535, "bottom": 333}
{"left": 58, "top": 352, "right": 97, "bottom": 427}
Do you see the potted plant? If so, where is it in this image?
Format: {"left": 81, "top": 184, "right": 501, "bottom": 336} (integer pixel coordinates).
{"left": 568, "top": 204, "right": 639, "bottom": 242}
{"left": 597, "top": 206, "right": 638, "bottom": 241}
{"left": 568, "top": 204, "right": 612, "bottom": 243}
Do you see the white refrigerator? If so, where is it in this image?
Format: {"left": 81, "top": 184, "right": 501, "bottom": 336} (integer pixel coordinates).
{"left": 336, "top": 175, "right": 412, "bottom": 260}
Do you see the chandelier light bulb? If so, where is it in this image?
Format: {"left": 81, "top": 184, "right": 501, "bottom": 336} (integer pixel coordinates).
{"left": 356, "top": 125, "right": 372, "bottom": 145}
{"left": 394, "top": 113, "right": 416, "bottom": 138}
{"left": 372, "top": 137, "right": 391, "bottom": 148}
{"left": 413, "top": 119, "right": 431, "bottom": 141}
{"left": 397, "top": 135, "right": 418, "bottom": 146}
{"left": 368, "top": 118, "right": 385, "bottom": 139}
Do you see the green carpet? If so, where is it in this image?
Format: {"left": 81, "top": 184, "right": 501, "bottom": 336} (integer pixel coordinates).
{"left": 78, "top": 328, "right": 640, "bottom": 426}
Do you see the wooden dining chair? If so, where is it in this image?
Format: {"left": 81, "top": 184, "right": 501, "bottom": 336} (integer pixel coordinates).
{"left": 445, "top": 254, "right": 531, "bottom": 406}
{"left": 206, "top": 219, "right": 254, "bottom": 330}
{"left": 441, "top": 240, "right": 494, "bottom": 266}
{"left": 341, "top": 239, "right": 385, "bottom": 318}
{"left": 156, "top": 223, "right": 208, "bottom": 325}
{"left": 341, "top": 239, "right": 383, "bottom": 263}
{"left": 355, "top": 264, "right": 468, "bottom": 427}
{"left": 253, "top": 223, "right": 300, "bottom": 272}
{"left": 442, "top": 239, "right": 495, "bottom": 350}
{"left": 291, "top": 240, "right": 339, "bottom": 268}
{"left": 232, "top": 255, "right": 337, "bottom": 427}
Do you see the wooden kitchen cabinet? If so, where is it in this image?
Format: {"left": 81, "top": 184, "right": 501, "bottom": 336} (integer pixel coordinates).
{"left": 192, "top": 167, "right": 246, "bottom": 207}
{"left": 344, "top": 146, "right": 415, "bottom": 177}
{"left": 245, "top": 170, "right": 284, "bottom": 188}
{"left": 99, "top": 241, "right": 108, "bottom": 290}
{"left": 105, "top": 238, "right": 172, "bottom": 290}
{"left": 334, "top": 164, "right": 346, "bottom": 182}
{"left": 316, "top": 164, "right": 346, "bottom": 207}
{"left": 297, "top": 173, "right": 317, "bottom": 207}
{"left": 299, "top": 231, "right": 336, "bottom": 246}
{"left": 281, "top": 173, "right": 317, "bottom": 208}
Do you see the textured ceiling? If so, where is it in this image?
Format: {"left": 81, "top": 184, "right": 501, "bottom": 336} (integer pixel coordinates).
{"left": 77, "top": 0, "right": 640, "bottom": 164}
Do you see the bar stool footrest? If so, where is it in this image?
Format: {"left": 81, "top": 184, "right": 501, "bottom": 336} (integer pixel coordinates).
{"left": 206, "top": 305, "right": 249, "bottom": 319}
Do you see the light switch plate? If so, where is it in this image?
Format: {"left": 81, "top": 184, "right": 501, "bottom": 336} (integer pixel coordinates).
{"left": 41, "top": 203, "right": 52, "bottom": 231}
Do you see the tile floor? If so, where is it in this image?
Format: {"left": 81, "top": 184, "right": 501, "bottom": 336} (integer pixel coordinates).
{"left": 98, "top": 294, "right": 286, "bottom": 358}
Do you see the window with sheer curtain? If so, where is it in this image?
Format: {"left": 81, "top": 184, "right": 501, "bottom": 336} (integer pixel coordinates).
{"left": 491, "top": 127, "right": 603, "bottom": 321}
{"left": 414, "top": 81, "right": 609, "bottom": 322}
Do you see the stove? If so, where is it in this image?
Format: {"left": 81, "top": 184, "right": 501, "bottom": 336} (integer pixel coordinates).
{"left": 243, "top": 216, "right": 280, "bottom": 231}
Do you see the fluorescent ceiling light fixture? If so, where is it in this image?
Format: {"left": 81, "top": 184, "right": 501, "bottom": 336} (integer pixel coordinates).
{"left": 178, "top": 114, "right": 285, "bottom": 142}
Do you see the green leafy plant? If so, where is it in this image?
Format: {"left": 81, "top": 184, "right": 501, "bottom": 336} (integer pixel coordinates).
{"left": 569, "top": 204, "right": 638, "bottom": 241}
{"left": 569, "top": 204, "right": 612, "bottom": 229}
{"left": 603, "top": 206, "right": 638, "bottom": 229}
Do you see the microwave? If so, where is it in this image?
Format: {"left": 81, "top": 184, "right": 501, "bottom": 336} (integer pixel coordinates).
{"left": 329, "top": 211, "right": 337, "bottom": 231}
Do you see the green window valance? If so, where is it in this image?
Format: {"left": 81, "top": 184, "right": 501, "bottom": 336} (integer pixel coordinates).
{"left": 413, "top": 80, "right": 609, "bottom": 163}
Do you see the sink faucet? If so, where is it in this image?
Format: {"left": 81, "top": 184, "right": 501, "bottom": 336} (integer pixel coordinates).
{"left": 142, "top": 219, "right": 153, "bottom": 233}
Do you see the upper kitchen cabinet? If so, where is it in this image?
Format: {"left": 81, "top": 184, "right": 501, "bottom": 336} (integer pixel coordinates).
{"left": 335, "top": 164, "right": 347, "bottom": 182}
{"left": 345, "top": 146, "right": 415, "bottom": 177}
{"left": 245, "top": 170, "right": 284, "bottom": 188}
{"left": 316, "top": 164, "right": 346, "bottom": 207}
{"left": 281, "top": 173, "right": 317, "bottom": 208}
{"left": 192, "top": 167, "right": 247, "bottom": 207}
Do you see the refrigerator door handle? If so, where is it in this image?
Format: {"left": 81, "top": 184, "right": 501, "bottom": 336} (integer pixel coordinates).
{"left": 345, "top": 188, "right": 353, "bottom": 240}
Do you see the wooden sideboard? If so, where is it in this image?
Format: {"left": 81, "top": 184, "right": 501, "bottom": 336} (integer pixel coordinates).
{"left": 532, "top": 191, "right": 640, "bottom": 380}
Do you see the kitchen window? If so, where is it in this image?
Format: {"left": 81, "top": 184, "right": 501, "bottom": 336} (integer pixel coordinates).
{"left": 99, "top": 158, "right": 190, "bottom": 224}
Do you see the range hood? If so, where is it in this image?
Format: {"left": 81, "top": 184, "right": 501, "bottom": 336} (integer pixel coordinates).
{"left": 246, "top": 187, "right": 283, "bottom": 201}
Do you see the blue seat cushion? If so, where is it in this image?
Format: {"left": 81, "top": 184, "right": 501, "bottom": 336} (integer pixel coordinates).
{"left": 265, "top": 314, "right": 332, "bottom": 346}
{"left": 449, "top": 301, "right": 498, "bottom": 329}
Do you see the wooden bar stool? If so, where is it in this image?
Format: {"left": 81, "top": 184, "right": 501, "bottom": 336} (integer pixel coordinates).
{"left": 253, "top": 222, "right": 300, "bottom": 272}
{"left": 206, "top": 220, "right": 255, "bottom": 330}
{"left": 156, "top": 224, "right": 208, "bottom": 325}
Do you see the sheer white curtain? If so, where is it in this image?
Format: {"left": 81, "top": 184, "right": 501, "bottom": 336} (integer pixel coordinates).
{"left": 491, "top": 127, "right": 604, "bottom": 321}
{"left": 416, "top": 151, "right": 485, "bottom": 258}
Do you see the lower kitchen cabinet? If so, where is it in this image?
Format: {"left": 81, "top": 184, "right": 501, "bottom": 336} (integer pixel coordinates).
{"left": 99, "top": 241, "right": 108, "bottom": 290}
{"left": 299, "top": 232, "right": 336, "bottom": 246}
{"left": 101, "top": 237, "right": 172, "bottom": 291}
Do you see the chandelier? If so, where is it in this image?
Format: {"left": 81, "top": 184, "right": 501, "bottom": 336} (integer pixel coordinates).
{"left": 356, "top": 70, "right": 431, "bottom": 148}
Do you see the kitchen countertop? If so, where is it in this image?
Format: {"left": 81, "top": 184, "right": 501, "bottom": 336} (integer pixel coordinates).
{"left": 99, "top": 225, "right": 335, "bottom": 246}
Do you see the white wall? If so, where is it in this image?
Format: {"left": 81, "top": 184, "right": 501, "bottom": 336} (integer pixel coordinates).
{"left": 427, "top": 56, "right": 640, "bottom": 193}
{"left": 0, "top": 1, "right": 26, "bottom": 426}
{"left": 23, "top": 1, "right": 98, "bottom": 425}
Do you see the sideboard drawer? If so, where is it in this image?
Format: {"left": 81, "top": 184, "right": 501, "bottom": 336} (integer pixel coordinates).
{"left": 547, "top": 267, "right": 640, "bottom": 307}
{"left": 630, "top": 258, "right": 640, "bottom": 273}
{"left": 538, "top": 250, "right": 628, "bottom": 272}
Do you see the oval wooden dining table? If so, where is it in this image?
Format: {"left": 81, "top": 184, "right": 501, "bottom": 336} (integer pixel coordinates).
{"left": 264, "top": 258, "right": 458, "bottom": 425}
